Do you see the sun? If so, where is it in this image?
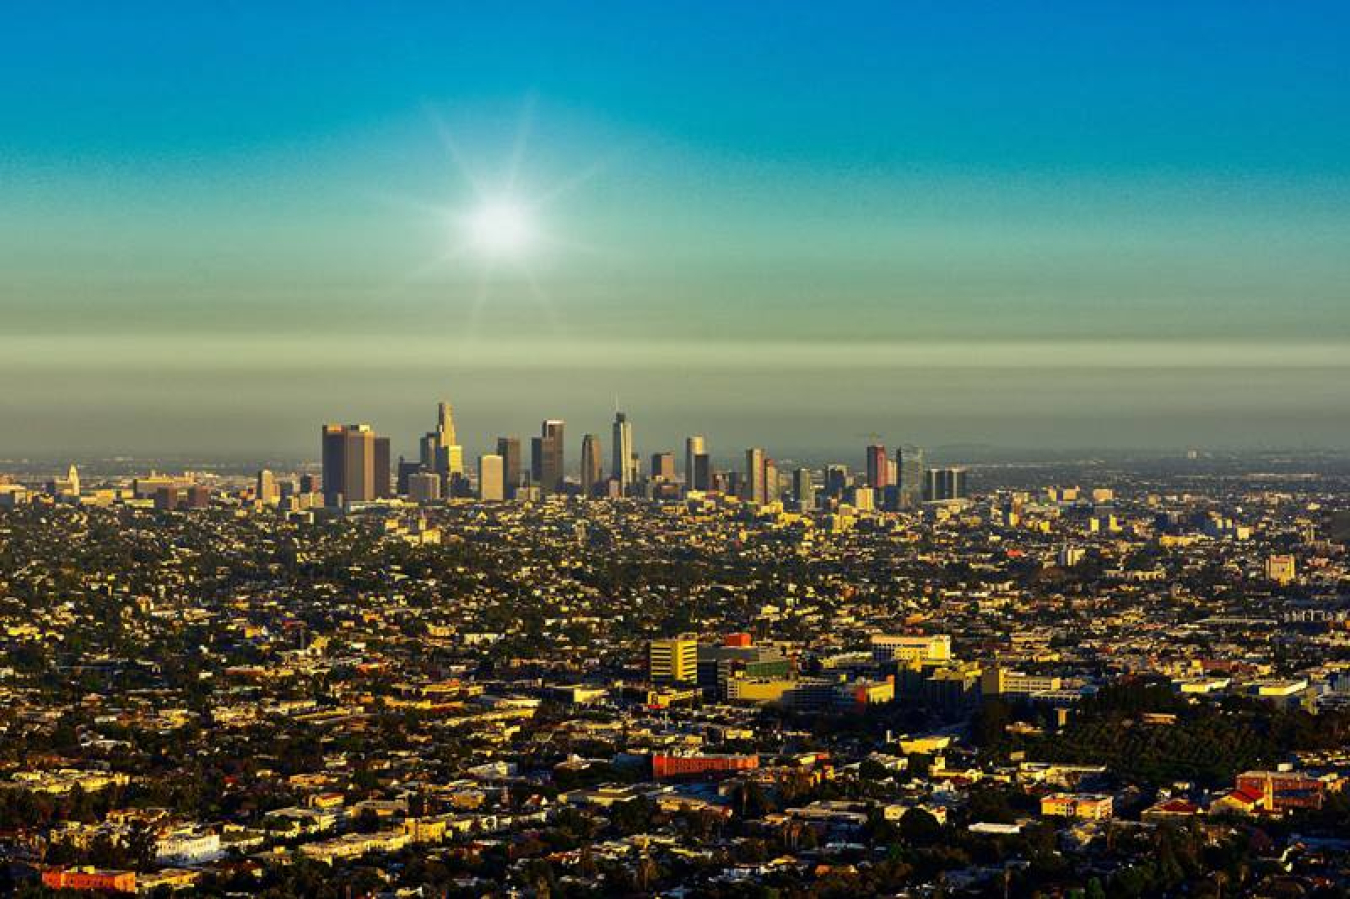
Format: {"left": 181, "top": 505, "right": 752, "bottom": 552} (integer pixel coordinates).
{"left": 467, "top": 199, "right": 536, "bottom": 260}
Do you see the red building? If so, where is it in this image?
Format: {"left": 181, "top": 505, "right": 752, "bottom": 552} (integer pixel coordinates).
{"left": 652, "top": 753, "right": 759, "bottom": 779}
{"left": 1235, "top": 770, "right": 1324, "bottom": 811}
{"left": 42, "top": 868, "right": 137, "bottom": 893}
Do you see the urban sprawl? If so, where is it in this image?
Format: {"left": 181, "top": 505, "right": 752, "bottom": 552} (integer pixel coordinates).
{"left": 1, "top": 401, "right": 1349, "bottom": 897}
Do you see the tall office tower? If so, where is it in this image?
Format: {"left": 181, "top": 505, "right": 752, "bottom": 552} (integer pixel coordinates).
{"left": 937, "top": 467, "right": 968, "bottom": 500}
{"left": 898, "top": 446, "right": 925, "bottom": 508}
{"left": 321, "top": 423, "right": 377, "bottom": 506}
{"left": 442, "top": 444, "right": 464, "bottom": 478}
{"left": 923, "top": 467, "right": 966, "bottom": 502}
{"left": 407, "top": 471, "right": 442, "bottom": 503}
{"left": 611, "top": 411, "right": 634, "bottom": 494}
{"left": 743, "top": 447, "right": 766, "bottom": 504}
{"left": 418, "top": 400, "right": 461, "bottom": 484}
{"left": 684, "top": 435, "right": 706, "bottom": 489}
{"left": 824, "top": 464, "right": 849, "bottom": 498}
{"left": 396, "top": 457, "right": 421, "bottom": 495}
{"left": 921, "top": 467, "right": 964, "bottom": 501}
{"left": 693, "top": 453, "right": 712, "bottom": 493}
{"left": 651, "top": 452, "right": 675, "bottom": 482}
{"left": 649, "top": 635, "right": 698, "bottom": 685}
{"left": 256, "top": 469, "right": 276, "bottom": 504}
{"left": 418, "top": 433, "right": 437, "bottom": 472}
{"left": 535, "top": 419, "right": 565, "bottom": 494}
{"left": 866, "top": 444, "right": 891, "bottom": 489}
{"left": 794, "top": 467, "right": 816, "bottom": 510}
{"left": 478, "top": 454, "right": 505, "bottom": 501}
{"left": 580, "top": 434, "right": 603, "bottom": 496}
{"left": 763, "top": 458, "right": 779, "bottom": 503}
{"left": 496, "top": 437, "right": 521, "bottom": 498}
{"left": 373, "top": 436, "right": 391, "bottom": 499}
{"left": 436, "top": 401, "right": 456, "bottom": 446}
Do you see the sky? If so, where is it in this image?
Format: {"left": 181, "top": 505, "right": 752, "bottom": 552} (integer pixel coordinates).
{"left": 2, "top": 2, "right": 1348, "bottom": 462}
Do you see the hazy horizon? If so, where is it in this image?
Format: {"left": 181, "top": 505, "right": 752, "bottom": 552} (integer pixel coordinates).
{"left": 3, "top": 4, "right": 1348, "bottom": 457}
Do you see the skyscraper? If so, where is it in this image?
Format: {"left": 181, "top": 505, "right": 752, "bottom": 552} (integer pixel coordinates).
{"left": 373, "top": 436, "right": 391, "bottom": 499}
{"left": 580, "top": 434, "right": 603, "bottom": 496}
{"left": 693, "top": 453, "right": 712, "bottom": 493}
{"left": 408, "top": 471, "right": 441, "bottom": 503}
{"left": 419, "top": 400, "right": 462, "bottom": 487}
{"left": 925, "top": 467, "right": 968, "bottom": 501}
{"left": 612, "top": 411, "right": 634, "bottom": 494}
{"left": 793, "top": 467, "right": 815, "bottom": 510}
{"left": 256, "top": 469, "right": 275, "bottom": 504}
{"left": 436, "top": 401, "right": 456, "bottom": 447}
{"left": 321, "top": 423, "right": 378, "bottom": 506}
{"left": 533, "top": 419, "right": 565, "bottom": 494}
{"left": 763, "top": 457, "right": 779, "bottom": 503}
{"left": 866, "top": 444, "right": 891, "bottom": 490}
{"left": 478, "top": 454, "right": 505, "bottom": 501}
{"left": 496, "top": 436, "right": 521, "bottom": 498}
{"left": 824, "top": 464, "right": 849, "bottom": 498}
{"left": 898, "top": 446, "right": 925, "bottom": 509}
{"left": 685, "top": 435, "right": 706, "bottom": 490}
{"left": 651, "top": 452, "right": 675, "bottom": 482}
{"left": 744, "top": 447, "right": 766, "bottom": 504}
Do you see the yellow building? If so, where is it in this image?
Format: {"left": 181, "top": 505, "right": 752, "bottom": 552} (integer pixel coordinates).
{"left": 726, "top": 674, "right": 797, "bottom": 703}
{"left": 1040, "top": 793, "right": 1113, "bottom": 820}
{"left": 870, "top": 634, "right": 952, "bottom": 664}
{"left": 649, "top": 635, "right": 698, "bottom": 685}
{"left": 1265, "top": 554, "right": 1296, "bottom": 585}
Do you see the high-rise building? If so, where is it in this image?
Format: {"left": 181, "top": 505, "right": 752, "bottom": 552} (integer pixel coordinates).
{"left": 612, "top": 411, "right": 634, "bottom": 494}
{"left": 763, "top": 458, "right": 779, "bottom": 503}
{"left": 849, "top": 486, "right": 875, "bottom": 510}
{"left": 321, "top": 423, "right": 379, "bottom": 506}
{"left": 496, "top": 437, "right": 521, "bottom": 498}
{"left": 418, "top": 400, "right": 461, "bottom": 487}
{"left": 866, "top": 444, "right": 891, "bottom": 490}
{"left": 580, "top": 434, "right": 603, "bottom": 496}
{"left": 651, "top": 452, "right": 675, "bottom": 482}
{"left": 693, "top": 453, "right": 712, "bottom": 493}
{"left": 436, "top": 401, "right": 456, "bottom": 446}
{"left": 373, "top": 436, "right": 391, "bottom": 499}
{"left": 478, "top": 454, "right": 505, "bottom": 501}
{"left": 685, "top": 436, "right": 706, "bottom": 489}
{"left": 743, "top": 448, "right": 766, "bottom": 504}
{"left": 898, "top": 446, "right": 925, "bottom": 508}
{"left": 256, "top": 469, "right": 276, "bottom": 504}
{"left": 824, "top": 464, "right": 849, "bottom": 498}
{"left": 396, "top": 457, "right": 421, "bottom": 495}
{"left": 793, "top": 467, "right": 815, "bottom": 510}
{"left": 924, "top": 466, "right": 968, "bottom": 501}
{"left": 533, "top": 419, "right": 565, "bottom": 494}
{"left": 649, "top": 635, "right": 698, "bottom": 685}
{"left": 408, "top": 472, "right": 442, "bottom": 503}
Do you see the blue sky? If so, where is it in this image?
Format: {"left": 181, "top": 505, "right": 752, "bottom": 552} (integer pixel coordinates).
{"left": 2, "top": 3, "right": 1348, "bottom": 457}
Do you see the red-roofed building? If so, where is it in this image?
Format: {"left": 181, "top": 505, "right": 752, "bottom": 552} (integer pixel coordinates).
{"left": 42, "top": 867, "right": 136, "bottom": 893}
{"left": 1142, "top": 798, "right": 1201, "bottom": 823}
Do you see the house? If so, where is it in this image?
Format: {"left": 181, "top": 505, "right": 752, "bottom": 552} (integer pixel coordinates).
{"left": 1040, "top": 793, "right": 1113, "bottom": 820}
{"left": 1141, "top": 798, "right": 1200, "bottom": 823}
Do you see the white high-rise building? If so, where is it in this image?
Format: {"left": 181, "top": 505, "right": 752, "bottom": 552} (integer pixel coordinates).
{"left": 612, "top": 411, "right": 634, "bottom": 493}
